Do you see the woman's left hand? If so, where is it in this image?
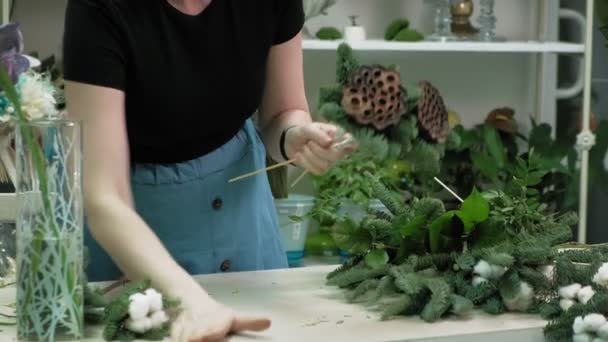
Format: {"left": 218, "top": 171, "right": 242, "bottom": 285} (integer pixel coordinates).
{"left": 284, "top": 123, "right": 356, "bottom": 175}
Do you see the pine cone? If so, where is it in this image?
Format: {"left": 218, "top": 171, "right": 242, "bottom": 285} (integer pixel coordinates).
{"left": 417, "top": 81, "right": 449, "bottom": 143}
{"left": 341, "top": 65, "right": 408, "bottom": 131}
{"left": 486, "top": 107, "right": 517, "bottom": 134}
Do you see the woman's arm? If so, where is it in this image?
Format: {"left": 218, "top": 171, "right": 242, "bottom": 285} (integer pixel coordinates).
{"left": 258, "top": 33, "right": 354, "bottom": 175}
{"left": 65, "top": 81, "right": 200, "bottom": 296}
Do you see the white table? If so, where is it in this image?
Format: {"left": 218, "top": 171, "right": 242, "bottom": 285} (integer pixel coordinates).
{"left": 0, "top": 266, "right": 548, "bottom": 341}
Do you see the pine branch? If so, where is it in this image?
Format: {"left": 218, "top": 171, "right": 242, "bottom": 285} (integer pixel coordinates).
{"left": 318, "top": 85, "right": 343, "bottom": 108}
{"left": 498, "top": 269, "right": 522, "bottom": 300}
{"left": 539, "top": 300, "right": 563, "bottom": 320}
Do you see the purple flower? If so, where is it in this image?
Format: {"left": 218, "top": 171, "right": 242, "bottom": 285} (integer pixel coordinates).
{"left": 0, "top": 23, "right": 29, "bottom": 86}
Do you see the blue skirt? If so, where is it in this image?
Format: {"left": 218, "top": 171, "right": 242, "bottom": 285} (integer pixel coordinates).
{"left": 84, "top": 120, "right": 288, "bottom": 281}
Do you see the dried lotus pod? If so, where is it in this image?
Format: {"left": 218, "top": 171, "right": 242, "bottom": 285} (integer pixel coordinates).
{"left": 486, "top": 107, "right": 518, "bottom": 134}
{"left": 341, "top": 65, "right": 407, "bottom": 131}
{"left": 417, "top": 81, "right": 449, "bottom": 143}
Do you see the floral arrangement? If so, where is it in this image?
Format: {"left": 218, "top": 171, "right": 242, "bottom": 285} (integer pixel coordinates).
{"left": 0, "top": 23, "right": 60, "bottom": 187}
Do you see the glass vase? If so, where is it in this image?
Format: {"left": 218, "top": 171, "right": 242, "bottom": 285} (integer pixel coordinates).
{"left": 15, "top": 119, "right": 84, "bottom": 341}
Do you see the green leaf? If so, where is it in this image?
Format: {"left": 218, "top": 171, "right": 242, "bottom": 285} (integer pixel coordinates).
{"left": 331, "top": 218, "right": 372, "bottom": 254}
{"left": 365, "top": 249, "right": 389, "bottom": 269}
{"left": 398, "top": 215, "right": 426, "bottom": 237}
{"left": 483, "top": 126, "right": 506, "bottom": 168}
{"left": 458, "top": 188, "right": 490, "bottom": 231}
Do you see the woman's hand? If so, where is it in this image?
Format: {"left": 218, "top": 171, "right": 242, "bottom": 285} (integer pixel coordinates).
{"left": 284, "top": 122, "right": 356, "bottom": 175}
{"left": 171, "top": 284, "right": 270, "bottom": 342}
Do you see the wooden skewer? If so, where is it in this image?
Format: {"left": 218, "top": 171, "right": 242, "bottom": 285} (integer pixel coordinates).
{"left": 433, "top": 177, "right": 464, "bottom": 203}
{"left": 228, "top": 158, "right": 297, "bottom": 183}
{"left": 290, "top": 170, "right": 308, "bottom": 188}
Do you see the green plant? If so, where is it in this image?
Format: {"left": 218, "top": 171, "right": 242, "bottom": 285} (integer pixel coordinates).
{"left": 316, "top": 27, "right": 342, "bottom": 40}
{"left": 393, "top": 29, "right": 425, "bottom": 42}
{"left": 385, "top": 19, "right": 410, "bottom": 40}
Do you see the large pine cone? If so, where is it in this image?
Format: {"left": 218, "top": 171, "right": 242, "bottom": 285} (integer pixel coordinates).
{"left": 341, "top": 65, "right": 408, "bottom": 131}
{"left": 417, "top": 81, "right": 449, "bottom": 143}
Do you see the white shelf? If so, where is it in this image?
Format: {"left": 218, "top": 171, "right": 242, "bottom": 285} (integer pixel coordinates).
{"left": 302, "top": 39, "right": 585, "bottom": 54}
{"left": 0, "top": 193, "right": 16, "bottom": 222}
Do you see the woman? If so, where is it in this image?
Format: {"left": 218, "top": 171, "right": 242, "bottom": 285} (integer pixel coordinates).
{"left": 62, "top": 0, "right": 352, "bottom": 340}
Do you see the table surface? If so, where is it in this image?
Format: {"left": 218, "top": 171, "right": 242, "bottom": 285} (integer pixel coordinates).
{"left": 0, "top": 265, "right": 548, "bottom": 342}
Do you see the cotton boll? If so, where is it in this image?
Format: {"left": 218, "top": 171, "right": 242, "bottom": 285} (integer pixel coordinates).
{"left": 573, "top": 333, "right": 592, "bottom": 342}
{"left": 474, "top": 260, "right": 493, "bottom": 279}
{"left": 145, "top": 288, "right": 164, "bottom": 312}
{"left": 574, "top": 316, "right": 587, "bottom": 334}
{"left": 490, "top": 265, "right": 507, "bottom": 279}
{"left": 126, "top": 317, "right": 153, "bottom": 333}
{"left": 150, "top": 310, "right": 169, "bottom": 328}
{"left": 472, "top": 276, "right": 488, "bottom": 287}
{"left": 597, "top": 322, "right": 608, "bottom": 339}
{"left": 560, "top": 299, "right": 576, "bottom": 311}
{"left": 128, "top": 293, "right": 151, "bottom": 320}
{"left": 584, "top": 314, "right": 607, "bottom": 332}
{"left": 578, "top": 286, "right": 596, "bottom": 305}
{"left": 593, "top": 263, "right": 608, "bottom": 288}
{"left": 559, "top": 283, "right": 583, "bottom": 299}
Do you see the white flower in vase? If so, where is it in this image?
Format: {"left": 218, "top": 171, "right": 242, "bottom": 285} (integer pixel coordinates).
{"left": 17, "top": 71, "right": 59, "bottom": 121}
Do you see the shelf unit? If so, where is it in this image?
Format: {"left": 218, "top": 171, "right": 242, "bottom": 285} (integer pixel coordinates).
{"left": 302, "top": 1, "right": 596, "bottom": 243}
{"left": 303, "top": 39, "right": 586, "bottom": 54}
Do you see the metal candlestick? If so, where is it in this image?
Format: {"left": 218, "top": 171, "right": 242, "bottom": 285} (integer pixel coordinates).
{"left": 451, "top": 0, "right": 478, "bottom": 39}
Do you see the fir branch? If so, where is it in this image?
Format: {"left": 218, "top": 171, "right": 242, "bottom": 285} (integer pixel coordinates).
{"left": 454, "top": 253, "right": 476, "bottom": 273}
{"left": 140, "top": 328, "right": 170, "bottom": 341}
{"left": 518, "top": 266, "right": 553, "bottom": 294}
{"left": 420, "top": 278, "right": 452, "bottom": 322}
{"left": 336, "top": 43, "right": 360, "bottom": 85}
{"left": 327, "top": 263, "right": 389, "bottom": 288}
{"left": 346, "top": 279, "right": 381, "bottom": 303}
{"left": 326, "top": 257, "right": 362, "bottom": 281}
{"left": 539, "top": 300, "right": 563, "bottom": 320}
{"left": 381, "top": 295, "right": 414, "bottom": 321}
{"left": 393, "top": 271, "right": 426, "bottom": 296}
{"left": 450, "top": 294, "right": 474, "bottom": 316}
{"left": 498, "top": 269, "right": 522, "bottom": 300}
{"left": 368, "top": 208, "right": 394, "bottom": 222}
{"left": 446, "top": 271, "right": 471, "bottom": 296}
{"left": 366, "top": 171, "right": 406, "bottom": 216}
{"left": 465, "top": 282, "right": 498, "bottom": 305}
{"left": 483, "top": 253, "right": 515, "bottom": 268}
{"left": 318, "top": 85, "right": 343, "bottom": 108}
{"left": 369, "top": 275, "right": 397, "bottom": 305}
{"left": 482, "top": 297, "right": 506, "bottom": 315}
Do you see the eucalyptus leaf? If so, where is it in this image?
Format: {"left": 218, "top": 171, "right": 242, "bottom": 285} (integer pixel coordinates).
{"left": 365, "top": 249, "right": 389, "bottom": 269}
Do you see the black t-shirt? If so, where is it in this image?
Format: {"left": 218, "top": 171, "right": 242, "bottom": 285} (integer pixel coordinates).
{"left": 63, "top": 0, "right": 304, "bottom": 164}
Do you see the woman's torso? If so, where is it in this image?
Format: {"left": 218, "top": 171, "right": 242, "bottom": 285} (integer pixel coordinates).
{"left": 63, "top": 0, "right": 303, "bottom": 164}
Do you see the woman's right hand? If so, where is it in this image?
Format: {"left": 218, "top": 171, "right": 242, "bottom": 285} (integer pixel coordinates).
{"left": 170, "top": 283, "right": 271, "bottom": 342}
